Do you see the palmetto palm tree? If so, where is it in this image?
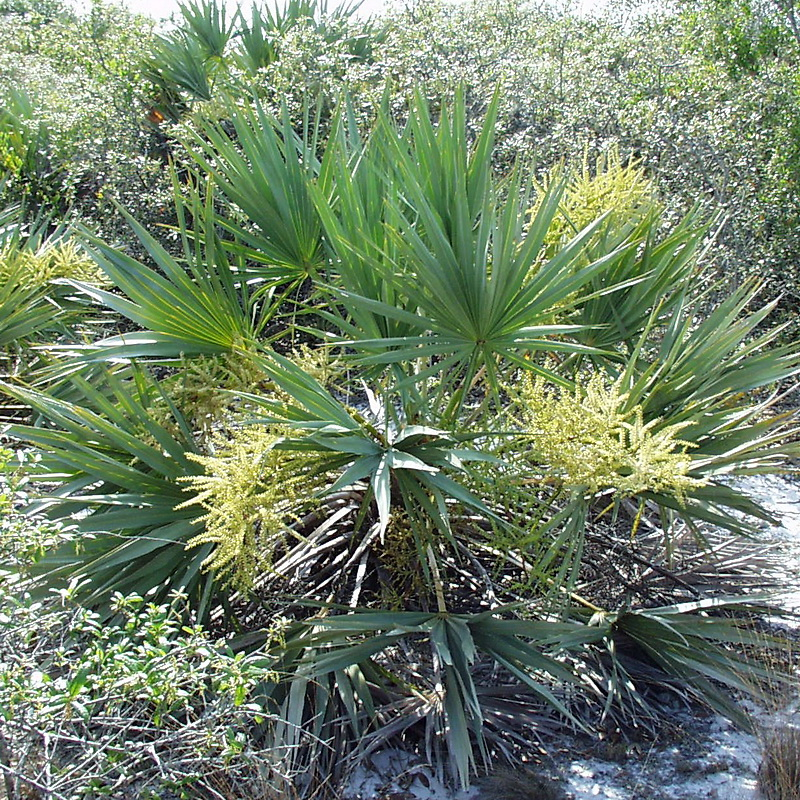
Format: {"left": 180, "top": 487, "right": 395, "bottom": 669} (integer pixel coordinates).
{"left": 5, "top": 87, "right": 799, "bottom": 792}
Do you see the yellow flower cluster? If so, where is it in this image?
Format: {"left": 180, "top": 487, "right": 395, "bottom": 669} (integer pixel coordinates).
{"left": 177, "top": 426, "right": 328, "bottom": 592}
{"left": 518, "top": 375, "right": 704, "bottom": 501}
{"left": 160, "top": 349, "right": 270, "bottom": 433}
{"left": 159, "top": 347, "right": 341, "bottom": 434}
{"left": 290, "top": 343, "right": 343, "bottom": 388}
{"left": 535, "top": 146, "right": 658, "bottom": 250}
{"left": 0, "top": 240, "right": 107, "bottom": 291}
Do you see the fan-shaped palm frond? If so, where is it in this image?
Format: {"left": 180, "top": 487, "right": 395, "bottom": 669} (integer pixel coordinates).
{"left": 2, "top": 368, "right": 215, "bottom": 617}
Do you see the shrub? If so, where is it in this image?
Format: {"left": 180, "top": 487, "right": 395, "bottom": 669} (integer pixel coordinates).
{"left": 0, "top": 0, "right": 170, "bottom": 238}
{"left": 0, "top": 448, "right": 291, "bottom": 799}
{"left": 0, "top": 586, "right": 279, "bottom": 800}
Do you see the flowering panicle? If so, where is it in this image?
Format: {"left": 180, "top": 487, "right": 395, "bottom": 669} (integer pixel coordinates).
{"left": 0, "top": 240, "right": 106, "bottom": 290}
{"left": 159, "top": 349, "right": 269, "bottom": 433}
{"left": 531, "top": 146, "right": 658, "bottom": 251}
{"left": 177, "top": 426, "right": 329, "bottom": 592}
{"left": 517, "top": 375, "right": 705, "bottom": 501}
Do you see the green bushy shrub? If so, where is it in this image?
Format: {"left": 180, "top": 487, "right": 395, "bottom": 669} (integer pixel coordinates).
{"left": 0, "top": 0, "right": 172, "bottom": 238}
{"left": 4, "top": 89, "right": 798, "bottom": 793}
{"left": 0, "top": 583, "right": 279, "bottom": 799}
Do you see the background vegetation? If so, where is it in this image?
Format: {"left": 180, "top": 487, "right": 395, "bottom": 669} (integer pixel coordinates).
{"left": 3, "top": 0, "right": 800, "bottom": 315}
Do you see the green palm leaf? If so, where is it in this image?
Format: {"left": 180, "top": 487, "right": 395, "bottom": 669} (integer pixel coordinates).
{"left": 607, "top": 598, "right": 795, "bottom": 730}
{"left": 0, "top": 276, "right": 61, "bottom": 348}
{"left": 313, "top": 88, "right": 631, "bottom": 410}
{"left": 568, "top": 207, "right": 711, "bottom": 353}
{"left": 289, "top": 607, "right": 593, "bottom": 787}
{"left": 2, "top": 368, "right": 215, "bottom": 617}
{"left": 178, "top": 0, "right": 234, "bottom": 60}
{"left": 181, "top": 97, "right": 326, "bottom": 276}
{"left": 68, "top": 199, "right": 260, "bottom": 361}
{"left": 613, "top": 280, "right": 800, "bottom": 533}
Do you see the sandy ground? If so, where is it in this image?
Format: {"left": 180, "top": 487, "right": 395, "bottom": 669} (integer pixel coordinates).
{"left": 343, "top": 711, "right": 765, "bottom": 799}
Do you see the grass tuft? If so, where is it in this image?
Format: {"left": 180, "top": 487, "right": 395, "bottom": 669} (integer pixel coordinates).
{"left": 759, "top": 725, "right": 800, "bottom": 800}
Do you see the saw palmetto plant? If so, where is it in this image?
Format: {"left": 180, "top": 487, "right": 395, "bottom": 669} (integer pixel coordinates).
{"left": 3, "top": 87, "right": 799, "bottom": 794}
